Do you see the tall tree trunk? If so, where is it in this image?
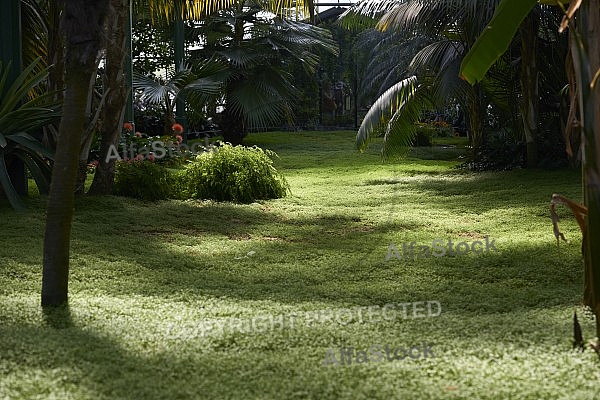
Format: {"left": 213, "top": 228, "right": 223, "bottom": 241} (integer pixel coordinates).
{"left": 42, "top": 0, "right": 109, "bottom": 306}
{"left": 221, "top": 9, "right": 247, "bottom": 146}
{"left": 43, "top": 0, "right": 65, "bottom": 151}
{"left": 467, "top": 83, "right": 486, "bottom": 152}
{"left": 520, "top": 12, "right": 540, "bottom": 169}
{"left": 576, "top": 0, "right": 600, "bottom": 337}
{"left": 88, "top": 0, "right": 130, "bottom": 195}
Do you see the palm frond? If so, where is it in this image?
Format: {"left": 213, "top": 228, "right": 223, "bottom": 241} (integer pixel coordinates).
{"left": 138, "top": 0, "right": 313, "bottom": 22}
{"left": 133, "top": 68, "right": 196, "bottom": 104}
{"left": 339, "top": 0, "right": 404, "bottom": 30}
{"left": 383, "top": 84, "right": 432, "bottom": 159}
{"left": 226, "top": 66, "right": 295, "bottom": 129}
{"left": 410, "top": 39, "right": 461, "bottom": 74}
{"left": 357, "top": 76, "right": 418, "bottom": 151}
{"left": 217, "top": 48, "right": 266, "bottom": 69}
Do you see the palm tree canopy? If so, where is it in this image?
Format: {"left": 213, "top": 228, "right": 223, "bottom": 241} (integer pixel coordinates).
{"left": 137, "top": 0, "right": 315, "bottom": 22}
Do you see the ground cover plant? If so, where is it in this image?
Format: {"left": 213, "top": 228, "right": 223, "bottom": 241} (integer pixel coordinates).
{"left": 0, "top": 131, "right": 595, "bottom": 399}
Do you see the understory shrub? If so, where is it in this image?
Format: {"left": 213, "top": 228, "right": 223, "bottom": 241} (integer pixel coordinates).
{"left": 114, "top": 160, "right": 172, "bottom": 201}
{"left": 178, "top": 143, "right": 290, "bottom": 203}
{"left": 458, "top": 131, "right": 526, "bottom": 171}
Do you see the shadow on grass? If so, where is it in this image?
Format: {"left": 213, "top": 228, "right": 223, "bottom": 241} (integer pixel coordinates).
{"left": 0, "top": 296, "right": 593, "bottom": 399}
{"left": 50, "top": 194, "right": 585, "bottom": 318}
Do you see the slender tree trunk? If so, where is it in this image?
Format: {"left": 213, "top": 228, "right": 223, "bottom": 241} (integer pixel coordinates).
{"left": 47, "top": 0, "right": 64, "bottom": 104}
{"left": 520, "top": 12, "right": 540, "bottom": 169}
{"left": 576, "top": 0, "right": 600, "bottom": 337}
{"left": 583, "top": 0, "right": 600, "bottom": 337}
{"left": 42, "top": 0, "right": 109, "bottom": 306}
{"left": 88, "top": 0, "right": 130, "bottom": 195}
{"left": 221, "top": 9, "right": 247, "bottom": 145}
{"left": 467, "top": 83, "right": 486, "bottom": 151}
{"left": 43, "top": 0, "right": 65, "bottom": 151}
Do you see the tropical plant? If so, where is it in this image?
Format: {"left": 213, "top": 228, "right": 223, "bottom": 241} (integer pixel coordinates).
{"left": 178, "top": 143, "right": 290, "bottom": 203}
{"left": 186, "top": 0, "right": 339, "bottom": 144}
{"left": 353, "top": 28, "right": 433, "bottom": 111}
{"left": 114, "top": 159, "right": 172, "bottom": 200}
{"left": 346, "top": 1, "right": 558, "bottom": 165}
{"left": 132, "top": 61, "right": 225, "bottom": 135}
{"left": 459, "top": 0, "right": 600, "bottom": 340}
{"left": 343, "top": 0, "right": 514, "bottom": 159}
{"left": 0, "top": 59, "right": 60, "bottom": 210}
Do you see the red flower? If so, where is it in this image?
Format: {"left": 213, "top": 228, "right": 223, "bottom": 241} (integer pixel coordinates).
{"left": 91, "top": 160, "right": 99, "bottom": 166}
{"left": 176, "top": 135, "right": 183, "bottom": 143}
{"left": 172, "top": 123, "right": 184, "bottom": 134}
{"left": 123, "top": 122, "right": 134, "bottom": 132}
{"left": 148, "top": 154, "right": 155, "bottom": 162}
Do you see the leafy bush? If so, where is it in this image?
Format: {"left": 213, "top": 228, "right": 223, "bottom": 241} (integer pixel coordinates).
{"left": 411, "top": 130, "right": 432, "bottom": 147}
{"left": 178, "top": 143, "right": 289, "bottom": 203}
{"left": 114, "top": 160, "right": 172, "bottom": 201}
{"left": 458, "top": 131, "right": 525, "bottom": 171}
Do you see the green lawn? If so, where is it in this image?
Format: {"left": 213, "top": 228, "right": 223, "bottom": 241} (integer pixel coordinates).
{"left": 0, "top": 131, "right": 596, "bottom": 399}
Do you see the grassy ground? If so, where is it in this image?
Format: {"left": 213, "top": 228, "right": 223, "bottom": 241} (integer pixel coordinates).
{"left": 0, "top": 131, "right": 596, "bottom": 400}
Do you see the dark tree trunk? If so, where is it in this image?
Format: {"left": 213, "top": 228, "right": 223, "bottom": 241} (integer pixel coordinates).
{"left": 466, "top": 83, "right": 486, "bottom": 152}
{"left": 580, "top": 0, "right": 600, "bottom": 337}
{"left": 42, "top": 0, "right": 109, "bottom": 306}
{"left": 220, "top": 8, "right": 247, "bottom": 146}
{"left": 221, "top": 103, "right": 245, "bottom": 145}
{"left": 520, "top": 12, "right": 540, "bottom": 169}
{"left": 74, "top": 160, "right": 88, "bottom": 194}
{"left": 47, "top": 0, "right": 64, "bottom": 103}
{"left": 88, "top": 0, "right": 130, "bottom": 195}
{"left": 43, "top": 0, "right": 65, "bottom": 151}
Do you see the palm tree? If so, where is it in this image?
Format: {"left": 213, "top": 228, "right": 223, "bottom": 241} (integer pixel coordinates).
{"left": 186, "top": 0, "right": 338, "bottom": 144}
{"left": 132, "top": 61, "right": 224, "bottom": 134}
{"left": 42, "top": 0, "right": 110, "bottom": 306}
{"left": 344, "top": 0, "right": 505, "bottom": 157}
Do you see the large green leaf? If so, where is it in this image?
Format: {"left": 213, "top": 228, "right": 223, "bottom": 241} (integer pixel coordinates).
{"left": 7, "top": 132, "right": 55, "bottom": 159}
{"left": 0, "top": 59, "right": 60, "bottom": 210}
{"left": 12, "top": 150, "right": 51, "bottom": 195}
{"left": 459, "top": 0, "right": 537, "bottom": 84}
{"left": 0, "top": 149, "right": 26, "bottom": 211}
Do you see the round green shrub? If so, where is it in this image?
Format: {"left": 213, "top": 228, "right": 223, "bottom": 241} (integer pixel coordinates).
{"left": 178, "top": 143, "right": 290, "bottom": 203}
{"left": 114, "top": 160, "right": 172, "bottom": 201}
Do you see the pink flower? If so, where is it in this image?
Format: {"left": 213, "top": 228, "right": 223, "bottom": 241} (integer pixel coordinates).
{"left": 172, "top": 123, "right": 184, "bottom": 134}
{"left": 134, "top": 131, "right": 142, "bottom": 138}
{"left": 134, "top": 154, "right": 144, "bottom": 161}
{"left": 176, "top": 135, "right": 183, "bottom": 143}
{"left": 91, "top": 160, "right": 99, "bottom": 166}
{"left": 123, "top": 122, "right": 134, "bottom": 132}
{"left": 148, "top": 154, "right": 155, "bottom": 162}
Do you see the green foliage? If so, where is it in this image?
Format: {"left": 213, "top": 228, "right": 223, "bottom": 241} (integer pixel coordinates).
{"left": 113, "top": 160, "right": 172, "bottom": 201}
{"left": 186, "top": 2, "right": 339, "bottom": 141}
{"left": 178, "top": 143, "right": 289, "bottom": 203}
{"left": 459, "top": 0, "right": 538, "bottom": 84}
{"left": 0, "top": 59, "right": 60, "bottom": 210}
